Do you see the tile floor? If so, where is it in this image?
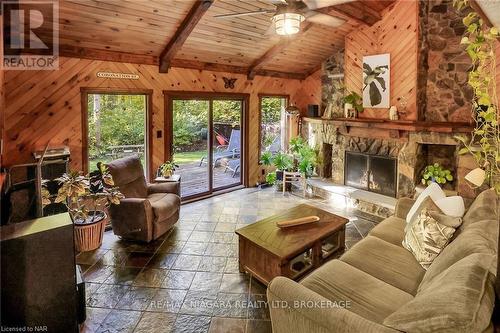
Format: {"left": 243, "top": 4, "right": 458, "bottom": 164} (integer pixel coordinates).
{"left": 78, "top": 187, "right": 376, "bottom": 333}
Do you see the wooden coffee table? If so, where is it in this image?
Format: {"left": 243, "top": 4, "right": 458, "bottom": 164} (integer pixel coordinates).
{"left": 235, "top": 204, "right": 349, "bottom": 285}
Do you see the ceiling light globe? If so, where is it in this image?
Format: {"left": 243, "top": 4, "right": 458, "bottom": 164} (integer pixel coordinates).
{"left": 272, "top": 12, "right": 305, "bottom": 36}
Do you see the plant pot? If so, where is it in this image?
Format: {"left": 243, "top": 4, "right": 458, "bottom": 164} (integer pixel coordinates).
{"left": 276, "top": 170, "right": 283, "bottom": 181}
{"left": 162, "top": 170, "right": 172, "bottom": 178}
{"left": 344, "top": 103, "right": 353, "bottom": 118}
{"left": 73, "top": 210, "right": 107, "bottom": 252}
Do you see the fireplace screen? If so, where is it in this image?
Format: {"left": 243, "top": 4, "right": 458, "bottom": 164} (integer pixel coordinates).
{"left": 345, "top": 152, "right": 397, "bottom": 197}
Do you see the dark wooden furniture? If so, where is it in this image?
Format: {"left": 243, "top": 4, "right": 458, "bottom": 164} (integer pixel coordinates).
{"left": 235, "top": 204, "right": 349, "bottom": 285}
{"left": 1, "top": 213, "right": 78, "bottom": 332}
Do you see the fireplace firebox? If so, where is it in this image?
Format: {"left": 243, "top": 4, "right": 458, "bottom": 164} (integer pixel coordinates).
{"left": 345, "top": 152, "right": 397, "bottom": 197}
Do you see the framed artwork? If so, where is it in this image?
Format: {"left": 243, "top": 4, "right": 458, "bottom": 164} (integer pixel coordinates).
{"left": 362, "top": 54, "right": 390, "bottom": 108}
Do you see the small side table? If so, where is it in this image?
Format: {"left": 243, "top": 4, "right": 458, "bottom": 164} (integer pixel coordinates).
{"left": 154, "top": 174, "right": 181, "bottom": 196}
{"left": 154, "top": 174, "right": 181, "bottom": 183}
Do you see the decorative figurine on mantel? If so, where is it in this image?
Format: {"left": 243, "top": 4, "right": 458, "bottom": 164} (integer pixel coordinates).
{"left": 322, "top": 102, "right": 334, "bottom": 119}
{"left": 389, "top": 105, "right": 399, "bottom": 120}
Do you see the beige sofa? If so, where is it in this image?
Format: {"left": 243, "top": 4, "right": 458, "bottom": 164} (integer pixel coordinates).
{"left": 268, "top": 189, "right": 498, "bottom": 333}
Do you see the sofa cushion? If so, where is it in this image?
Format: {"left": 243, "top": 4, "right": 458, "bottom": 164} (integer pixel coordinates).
{"left": 460, "top": 188, "right": 498, "bottom": 231}
{"left": 384, "top": 254, "right": 496, "bottom": 333}
{"left": 402, "top": 209, "right": 460, "bottom": 270}
{"left": 300, "top": 260, "right": 413, "bottom": 324}
{"left": 368, "top": 216, "right": 406, "bottom": 247}
{"left": 340, "top": 236, "right": 425, "bottom": 295}
{"left": 148, "top": 193, "right": 180, "bottom": 222}
{"left": 419, "top": 219, "right": 498, "bottom": 291}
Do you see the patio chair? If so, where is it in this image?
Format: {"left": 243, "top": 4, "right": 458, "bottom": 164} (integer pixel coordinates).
{"left": 199, "top": 129, "right": 241, "bottom": 167}
{"left": 224, "top": 158, "right": 240, "bottom": 178}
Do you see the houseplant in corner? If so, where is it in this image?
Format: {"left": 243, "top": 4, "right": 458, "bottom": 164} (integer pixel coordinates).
{"left": 453, "top": 0, "right": 500, "bottom": 192}
{"left": 42, "top": 164, "right": 123, "bottom": 252}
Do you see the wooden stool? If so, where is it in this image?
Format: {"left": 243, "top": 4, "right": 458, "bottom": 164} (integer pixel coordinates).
{"left": 282, "top": 171, "right": 306, "bottom": 196}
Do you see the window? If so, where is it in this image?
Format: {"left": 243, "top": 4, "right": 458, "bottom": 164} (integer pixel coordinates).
{"left": 83, "top": 90, "right": 151, "bottom": 176}
{"left": 259, "top": 95, "right": 288, "bottom": 156}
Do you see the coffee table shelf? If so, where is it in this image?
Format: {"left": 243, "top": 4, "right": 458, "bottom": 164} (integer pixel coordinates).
{"left": 235, "top": 204, "right": 349, "bottom": 285}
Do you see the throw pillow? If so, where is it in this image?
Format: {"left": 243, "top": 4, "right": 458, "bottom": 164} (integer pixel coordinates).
{"left": 434, "top": 195, "right": 465, "bottom": 218}
{"left": 403, "top": 202, "right": 462, "bottom": 269}
{"left": 406, "top": 182, "right": 446, "bottom": 224}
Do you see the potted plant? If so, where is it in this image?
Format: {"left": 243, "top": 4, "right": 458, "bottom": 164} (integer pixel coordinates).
{"left": 343, "top": 91, "right": 363, "bottom": 118}
{"left": 42, "top": 164, "right": 123, "bottom": 252}
{"left": 297, "top": 145, "right": 317, "bottom": 178}
{"left": 272, "top": 152, "right": 293, "bottom": 181}
{"left": 266, "top": 172, "right": 277, "bottom": 186}
{"left": 421, "top": 163, "right": 453, "bottom": 187}
{"left": 158, "top": 160, "right": 179, "bottom": 178}
{"left": 259, "top": 151, "right": 274, "bottom": 187}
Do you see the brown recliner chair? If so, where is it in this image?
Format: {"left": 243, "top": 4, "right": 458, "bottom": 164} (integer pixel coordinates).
{"left": 106, "top": 155, "right": 180, "bottom": 242}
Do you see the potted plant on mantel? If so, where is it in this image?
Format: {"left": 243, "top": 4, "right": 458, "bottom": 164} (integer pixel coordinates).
{"left": 343, "top": 91, "right": 363, "bottom": 118}
{"left": 42, "top": 164, "right": 124, "bottom": 252}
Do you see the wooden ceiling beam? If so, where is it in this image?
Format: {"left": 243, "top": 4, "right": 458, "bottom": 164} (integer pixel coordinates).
{"left": 58, "top": 47, "right": 306, "bottom": 80}
{"left": 171, "top": 59, "right": 306, "bottom": 80}
{"left": 159, "top": 0, "right": 214, "bottom": 73}
{"left": 59, "top": 45, "right": 159, "bottom": 65}
{"left": 247, "top": 22, "right": 312, "bottom": 80}
{"left": 318, "top": 1, "right": 384, "bottom": 27}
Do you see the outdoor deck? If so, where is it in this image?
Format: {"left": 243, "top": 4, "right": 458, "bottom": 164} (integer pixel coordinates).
{"left": 176, "top": 160, "right": 241, "bottom": 198}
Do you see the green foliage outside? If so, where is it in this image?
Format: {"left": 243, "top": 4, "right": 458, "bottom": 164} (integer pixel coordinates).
{"left": 261, "top": 97, "right": 286, "bottom": 151}
{"left": 88, "top": 94, "right": 146, "bottom": 160}
{"left": 172, "top": 99, "right": 242, "bottom": 153}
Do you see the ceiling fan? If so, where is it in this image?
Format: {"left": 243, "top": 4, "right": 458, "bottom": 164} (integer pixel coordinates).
{"left": 213, "top": 0, "right": 353, "bottom": 36}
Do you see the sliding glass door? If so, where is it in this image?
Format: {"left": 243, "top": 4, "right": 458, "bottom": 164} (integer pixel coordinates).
{"left": 168, "top": 93, "right": 245, "bottom": 199}
{"left": 172, "top": 99, "right": 210, "bottom": 197}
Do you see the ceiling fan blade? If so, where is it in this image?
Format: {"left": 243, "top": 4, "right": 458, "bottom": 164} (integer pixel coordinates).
{"left": 267, "top": 0, "right": 288, "bottom": 5}
{"left": 263, "top": 22, "right": 277, "bottom": 36}
{"left": 304, "top": 11, "right": 345, "bottom": 27}
{"left": 302, "top": 0, "right": 355, "bottom": 10}
{"left": 214, "top": 9, "right": 275, "bottom": 19}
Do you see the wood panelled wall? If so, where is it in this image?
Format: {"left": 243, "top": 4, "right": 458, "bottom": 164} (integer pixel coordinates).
{"left": 4, "top": 57, "right": 320, "bottom": 185}
{"left": 344, "top": 0, "right": 418, "bottom": 120}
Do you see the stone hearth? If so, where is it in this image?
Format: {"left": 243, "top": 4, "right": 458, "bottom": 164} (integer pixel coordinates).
{"left": 302, "top": 119, "right": 477, "bottom": 201}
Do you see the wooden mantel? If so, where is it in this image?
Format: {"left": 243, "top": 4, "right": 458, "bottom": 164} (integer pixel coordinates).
{"left": 302, "top": 117, "right": 473, "bottom": 136}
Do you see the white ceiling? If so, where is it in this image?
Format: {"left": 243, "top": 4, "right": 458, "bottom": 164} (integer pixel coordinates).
{"left": 477, "top": 0, "right": 500, "bottom": 28}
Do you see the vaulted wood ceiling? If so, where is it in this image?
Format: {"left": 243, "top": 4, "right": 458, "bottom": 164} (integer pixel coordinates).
{"left": 52, "top": 0, "right": 395, "bottom": 79}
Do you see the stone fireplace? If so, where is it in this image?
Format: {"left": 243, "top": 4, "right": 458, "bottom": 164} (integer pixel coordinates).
{"left": 345, "top": 152, "right": 398, "bottom": 197}
{"left": 302, "top": 118, "right": 476, "bottom": 202}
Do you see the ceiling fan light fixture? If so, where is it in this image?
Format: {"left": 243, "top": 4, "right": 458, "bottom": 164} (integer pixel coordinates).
{"left": 272, "top": 12, "right": 305, "bottom": 35}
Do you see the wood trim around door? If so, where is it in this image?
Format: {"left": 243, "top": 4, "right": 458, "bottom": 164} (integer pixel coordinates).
{"left": 163, "top": 90, "right": 250, "bottom": 190}
{"left": 80, "top": 88, "right": 154, "bottom": 179}
{"left": 257, "top": 94, "right": 289, "bottom": 164}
